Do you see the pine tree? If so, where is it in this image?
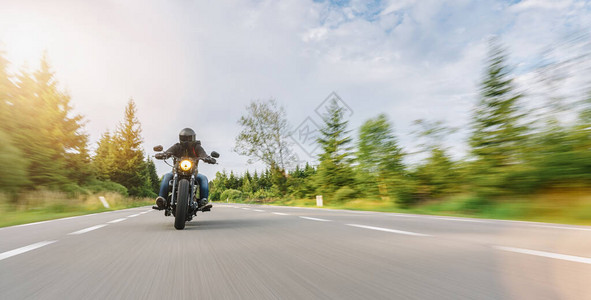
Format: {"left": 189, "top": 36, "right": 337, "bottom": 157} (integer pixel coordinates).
{"left": 111, "top": 99, "right": 151, "bottom": 196}
{"left": 410, "top": 119, "right": 460, "bottom": 199}
{"left": 0, "top": 50, "right": 29, "bottom": 192}
{"left": 356, "top": 114, "right": 405, "bottom": 200}
{"left": 146, "top": 156, "right": 160, "bottom": 194}
{"left": 228, "top": 171, "right": 239, "bottom": 190}
{"left": 469, "top": 39, "right": 529, "bottom": 195}
{"left": 0, "top": 49, "right": 13, "bottom": 126}
{"left": 252, "top": 171, "right": 260, "bottom": 192}
{"left": 93, "top": 130, "right": 116, "bottom": 180}
{"left": 316, "top": 99, "right": 354, "bottom": 198}
{"left": 6, "top": 55, "right": 88, "bottom": 189}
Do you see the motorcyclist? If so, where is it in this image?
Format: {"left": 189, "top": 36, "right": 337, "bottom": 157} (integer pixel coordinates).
{"left": 155, "top": 128, "right": 216, "bottom": 210}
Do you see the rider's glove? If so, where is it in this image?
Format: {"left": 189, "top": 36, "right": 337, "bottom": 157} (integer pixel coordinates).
{"left": 204, "top": 157, "right": 216, "bottom": 164}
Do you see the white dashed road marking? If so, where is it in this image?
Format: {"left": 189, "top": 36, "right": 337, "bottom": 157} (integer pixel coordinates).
{"left": 272, "top": 212, "right": 290, "bottom": 216}
{"left": 68, "top": 225, "right": 107, "bottom": 235}
{"left": 299, "top": 216, "right": 331, "bottom": 222}
{"left": 252, "top": 209, "right": 265, "bottom": 212}
{"left": 494, "top": 246, "right": 591, "bottom": 264}
{"left": 0, "top": 241, "right": 57, "bottom": 261}
{"left": 107, "top": 218, "right": 127, "bottom": 224}
{"left": 346, "top": 224, "right": 430, "bottom": 237}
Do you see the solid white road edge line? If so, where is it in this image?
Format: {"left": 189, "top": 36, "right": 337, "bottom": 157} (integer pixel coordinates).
{"left": 494, "top": 246, "right": 591, "bottom": 264}
{"left": 68, "top": 224, "right": 107, "bottom": 235}
{"left": 431, "top": 217, "right": 488, "bottom": 223}
{"left": 0, "top": 207, "right": 153, "bottom": 230}
{"left": 272, "top": 212, "right": 290, "bottom": 216}
{"left": 0, "top": 241, "right": 57, "bottom": 261}
{"left": 299, "top": 216, "right": 331, "bottom": 222}
{"left": 530, "top": 225, "right": 591, "bottom": 231}
{"left": 107, "top": 218, "right": 127, "bottom": 224}
{"left": 346, "top": 224, "right": 431, "bottom": 237}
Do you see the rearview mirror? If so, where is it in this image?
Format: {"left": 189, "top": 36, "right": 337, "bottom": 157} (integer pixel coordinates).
{"left": 153, "top": 145, "right": 163, "bottom": 152}
{"left": 211, "top": 151, "right": 220, "bottom": 158}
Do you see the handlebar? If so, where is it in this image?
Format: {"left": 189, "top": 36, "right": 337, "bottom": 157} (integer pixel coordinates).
{"left": 154, "top": 152, "right": 216, "bottom": 164}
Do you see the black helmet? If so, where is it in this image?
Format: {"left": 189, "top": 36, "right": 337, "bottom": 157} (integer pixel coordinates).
{"left": 179, "top": 128, "right": 196, "bottom": 143}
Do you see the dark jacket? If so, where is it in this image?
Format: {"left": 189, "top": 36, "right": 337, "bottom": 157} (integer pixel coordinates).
{"left": 165, "top": 141, "right": 209, "bottom": 159}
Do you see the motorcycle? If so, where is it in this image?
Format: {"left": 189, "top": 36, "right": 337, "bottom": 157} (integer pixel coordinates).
{"left": 152, "top": 145, "right": 220, "bottom": 230}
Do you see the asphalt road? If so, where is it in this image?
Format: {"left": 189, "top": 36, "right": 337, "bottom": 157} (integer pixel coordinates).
{"left": 1, "top": 203, "right": 591, "bottom": 300}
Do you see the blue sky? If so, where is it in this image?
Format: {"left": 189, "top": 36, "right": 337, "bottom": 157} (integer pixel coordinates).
{"left": 0, "top": 0, "right": 590, "bottom": 176}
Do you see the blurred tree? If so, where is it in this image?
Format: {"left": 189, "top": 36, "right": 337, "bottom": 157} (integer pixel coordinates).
{"left": 411, "top": 119, "right": 460, "bottom": 199}
{"left": 0, "top": 49, "right": 13, "bottom": 127}
{"left": 316, "top": 99, "right": 354, "bottom": 199}
{"left": 0, "top": 50, "right": 29, "bottom": 193}
{"left": 64, "top": 133, "right": 93, "bottom": 186}
{"left": 0, "top": 129, "right": 29, "bottom": 193}
{"left": 287, "top": 163, "right": 317, "bottom": 199}
{"left": 469, "top": 39, "right": 529, "bottom": 196}
{"left": 6, "top": 55, "right": 88, "bottom": 189}
{"left": 270, "top": 165, "right": 287, "bottom": 196}
{"left": 356, "top": 114, "right": 405, "bottom": 200}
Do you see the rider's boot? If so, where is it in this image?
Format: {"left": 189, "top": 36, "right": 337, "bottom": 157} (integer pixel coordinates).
{"left": 198, "top": 198, "right": 212, "bottom": 211}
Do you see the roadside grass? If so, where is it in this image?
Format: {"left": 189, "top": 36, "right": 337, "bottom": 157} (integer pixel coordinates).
{"left": 0, "top": 191, "right": 153, "bottom": 228}
{"left": 228, "top": 188, "right": 591, "bottom": 226}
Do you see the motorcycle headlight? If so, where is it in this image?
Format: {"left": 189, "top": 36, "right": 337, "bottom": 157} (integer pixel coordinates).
{"left": 180, "top": 160, "right": 192, "bottom": 171}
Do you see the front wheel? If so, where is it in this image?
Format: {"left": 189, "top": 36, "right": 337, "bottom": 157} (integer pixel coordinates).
{"left": 174, "top": 179, "right": 190, "bottom": 230}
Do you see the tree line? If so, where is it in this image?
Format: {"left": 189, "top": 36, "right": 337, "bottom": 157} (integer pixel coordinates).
{"left": 215, "top": 38, "right": 591, "bottom": 206}
{"left": 0, "top": 50, "right": 158, "bottom": 200}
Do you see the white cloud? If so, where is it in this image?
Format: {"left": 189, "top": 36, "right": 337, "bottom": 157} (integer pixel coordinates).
{"left": 510, "top": 0, "right": 574, "bottom": 12}
{"left": 381, "top": 0, "right": 416, "bottom": 16}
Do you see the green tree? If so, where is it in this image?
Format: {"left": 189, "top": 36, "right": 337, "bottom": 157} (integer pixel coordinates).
{"left": 316, "top": 99, "right": 354, "bottom": 200}
{"left": 0, "top": 49, "right": 13, "bottom": 127}
{"left": 469, "top": 39, "right": 529, "bottom": 196}
{"left": 228, "top": 171, "right": 240, "bottom": 190}
{"left": 234, "top": 99, "right": 295, "bottom": 196}
{"left": 93, "top": 130, "right": 116, "bottom": 180}
{"left": 411, "top": 119, "right": 460, "bottom": 199}
{"left": 234, "top": 99, "right": 296, "bottom": 170}
{"left": 0, "top": 130, "right": 29, "bottom": 193}
{"left": 146, "top": 156, "right": 160, "bottom": 194}
{"left": 0, "top": 50, "right": 29, "bottom": 192}
{"left": 287, "top": 163, "right": 317, "bottom": 199}
{"left": 241, "top": 176, "right": 253, "bottom": 197}
{"left": 110, "top": 99, "right": 152, "bottom": 196}
{"left": 6, "top": 55, "right": 87, "bottom": 189}
{"left": 209, "top": 171, "right": 228, "bottom": 201}
{"left": 356, "top": 114, "right": 405, "bottom": 200}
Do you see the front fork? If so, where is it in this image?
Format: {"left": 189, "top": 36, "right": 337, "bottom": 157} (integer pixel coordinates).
{"left": 167, "top": 174, "right": 198, "bottom": 217}
{"left": 164, "top": 174, "right": 179, "bottom": 216}
{"left": 189, "top": 175, "right": 198, "bottom": 215}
